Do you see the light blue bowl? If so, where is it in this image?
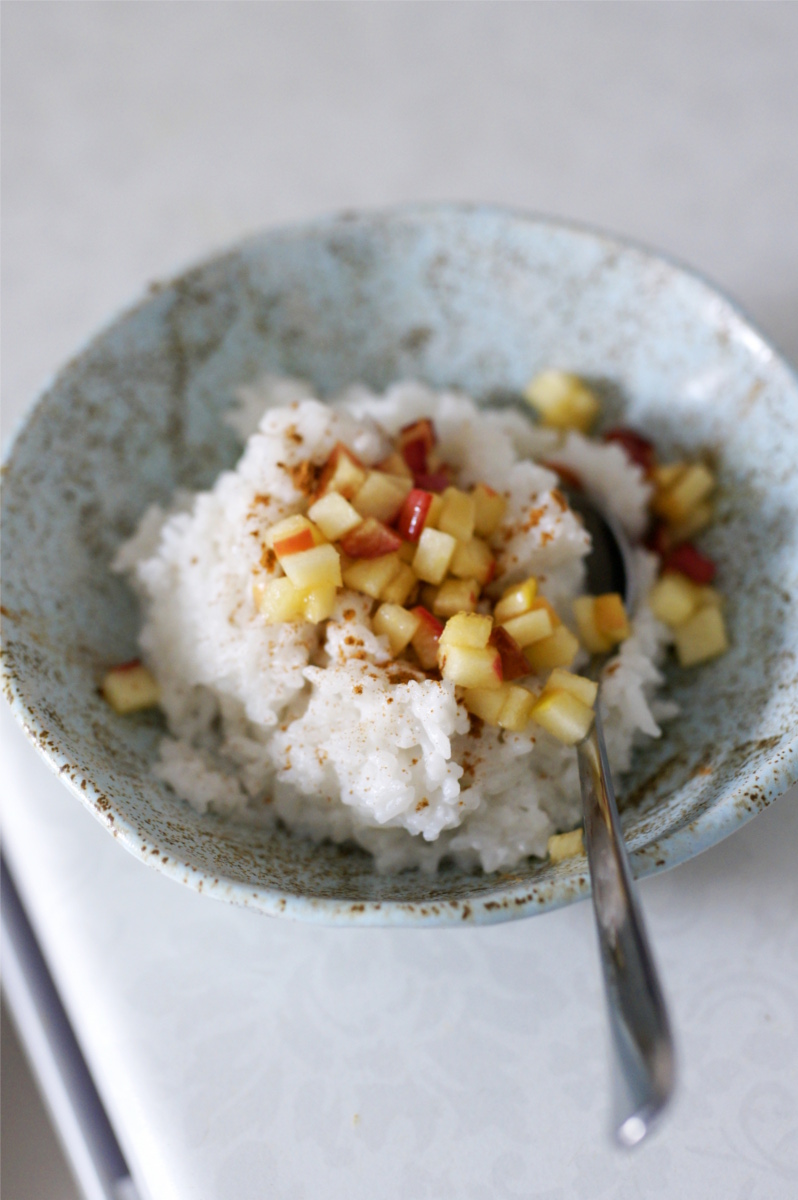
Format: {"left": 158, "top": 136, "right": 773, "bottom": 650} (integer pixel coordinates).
{"left": 2, "top": 205, "right": 797, "bottom": 925}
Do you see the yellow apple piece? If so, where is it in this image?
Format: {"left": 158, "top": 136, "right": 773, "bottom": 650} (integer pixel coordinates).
{"left": 439, "top": 612, "right": 493, "bottom": 649}
{"left": 522, "top": 370, "right": 600, "bottom": 433}
{"left": 433, "top": 578, "right": 480, "bottom": 617}
{"left": 449, "top": 537, "right": 496, "bottom": 586}
{"left": 499, "top": 606, "right": 553, "bottom": 647}
{"left": 439, "top": 643, "right": 503, "bottom": 688}
{"left": 524, "top": 625, "right": 580, "bottom": 672}
{"left": 352, "top": 470, "right": 412, "bottom": 523}
{"left": 265, "top": 514, "right": 325, "bottom": 555}
{"left": 572, "top": 596, "right": 613, "bottom": 654}
{"left": 647, "top": 573, "right": 699, "bottom": 628}
{"left": 494, "top": 577, "right": 537, "bottom": 623}
{"left": 497, "top": 684, "right": 537, "bottom": 732}
{"left": 472, "top": 483, "right": 507, "bottom": 537}
{"left": 593, "top": 593, "right": 631, "bottom": 645}
{"left": 542, "top": 668, "right": 598, "bottom": 709}
{"left": 342, "top": 552, "right": 401, "bottom": 600}
{"left": 531, "top": 689, "right": 595, "bottom": 744}
{"left": 413, "top": 527, "right": 457, "bottom": 584}
{"left": 426, "top": 493, "right": 444, "bottom": 528}
{"left": 438, "top": 487, "right": 476, "bottom": 542}
{"left": 372, "top": 604, "right": 421, "bottom": 655}
{"left": 380, "top": 562, "right": 418, "bottom": 606}
{"left": 653, "top": 462, "right": 715, "bottom": 524}
{"left": 307, "top": 492, "right": 363, "bottom": 541}
{"left": 462, "top": 686, "right": 507, "bottom": 725}
{"left": 254, "top": 576, "right": 305, "bottom": 622}
{"left": 668, "top": 501, "right": 714, "bottom": 544}
{"left": 279, "top": 542, "right": 342, "bottom": 590}
{"left": 547, "top": 829, "right": 585, "bottom": 863}
{"left": 102, "top": 662, "right": 160, "bottom": 714}
{"left": 673, "top": 605, "right": 728, "bottom": 667}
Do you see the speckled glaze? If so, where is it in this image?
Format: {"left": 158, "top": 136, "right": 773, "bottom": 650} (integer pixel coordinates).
{"left": 2, "top": 206, "right": 797, "bottom": 925}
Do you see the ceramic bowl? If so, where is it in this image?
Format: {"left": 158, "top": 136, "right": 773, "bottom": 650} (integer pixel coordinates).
{"left": 3, "top": 205, "right": 797, "bottom": 925}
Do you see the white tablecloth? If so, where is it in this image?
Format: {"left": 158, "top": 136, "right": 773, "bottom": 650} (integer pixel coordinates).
{"left": 3, "top": 6, "right": 798, "bottom": 1198}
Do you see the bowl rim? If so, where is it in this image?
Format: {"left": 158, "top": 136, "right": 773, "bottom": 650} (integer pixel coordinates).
{"left": 2, "top": 202, "right": 798, "bottom": 927}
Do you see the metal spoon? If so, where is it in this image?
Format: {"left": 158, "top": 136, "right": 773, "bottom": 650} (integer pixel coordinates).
{"left": 566, "top": 489, "right": 676, "bottom": 1146}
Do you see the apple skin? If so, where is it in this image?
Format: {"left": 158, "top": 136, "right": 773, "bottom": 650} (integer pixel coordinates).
{"left": 662, "top": 543, "right": 717, "bottom": 584}
{"left": 273, "top": 527, "right": 316, "bottom": 557}
{"left": 489, "top": 627, "right": 529, "bottom": 681}
{"left": 339, "top": 518, "right": 402, "bottom": 559}
{"left": 396, "top": 488, "right": 434, "bottom": 541}
{"left": 603, "top": 427, "right": 656, "bottom": 474}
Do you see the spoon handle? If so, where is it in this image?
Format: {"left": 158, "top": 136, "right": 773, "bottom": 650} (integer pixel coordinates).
{"left": 577, "top": 704, "right": 676, "bottom": 1146}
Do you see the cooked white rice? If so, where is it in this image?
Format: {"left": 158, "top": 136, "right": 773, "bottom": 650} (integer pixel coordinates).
{"left": 114, "top": 378, "right": 674, "bottom": 873}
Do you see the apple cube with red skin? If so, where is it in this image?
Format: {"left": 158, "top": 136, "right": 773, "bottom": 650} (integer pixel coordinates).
{"left": 307, "top": 492, "right": 362, "bottom": 541}
{"left": 265, "top": 514, "right": 324, "bottom": 556}
{"left": 315, "top": 443, "right": 367, "bottom": 500}
{"left": 438, "top": 487, "right": 476, "bottom": 542}
{"left": 352, "top": 471, "right": 412, "bottom": 523}
{"left": 489, "top": 627, "right": 530, "bottom": 681}
{"left": 472, "top": 484, "right": 507, "bottom": 537}
{"left": 531, "top": 688, "right": 595, "bottom": 745}
{"left": 439, "top": 612, "right": 493, "bottom": 649}
{"left": 396, "top": 488, "right": 435, "bottom": 542}
{"left": 449, "top": 537, "right": 495, "bottom": 586}
{"left": 340, "top": 517, "right": 402, "bottom": 559}
{"left": 280, "top": 543, "right": 342, "bottom": 590}
{"left": 409, "top": 606, "right": 444, "bottom": 669}
{"left": 494, "top": 577, "right": 537, "bottom": 623}
{"left": 413, "top": 527, "right": 457, "bottom": 584}
{"left": 398, "top": 419, "right": 436, "bottom": 474}
{"left": 524, "top": 625, "right": 580, "bottom": 672}
{"left": 439, "top": 643, "right": 503, "bottom": 689}
{"left": 433, "top": 578, "right": 480, "bottom": 617}
{"left": 380, "top": 563, "right": 418, "bottom": 606}
{"left": 372, "top": 604, "right": 421, "bottom": 655}
{"left": 102, "top": 661, "right": 160, "bottom": 714}
{"left": 662, "top": 542, "right": 716, "bottom": 585}
{"left": 523, "top": 371, "right": 600, "bottom": 434}
{"left": 342, "top": 553, "right": 401, "bottom": 600}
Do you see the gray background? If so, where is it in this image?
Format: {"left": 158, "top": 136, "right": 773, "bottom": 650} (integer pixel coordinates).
{"left": 2, "top": 3, "right": 797, "bottom": 1198}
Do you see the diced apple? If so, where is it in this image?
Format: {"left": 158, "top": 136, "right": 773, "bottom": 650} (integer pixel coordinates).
{"left": 409, "top": 606, "right": 444, "bottom": 669}
{"left": 426, "top": 494, "right": 444, "bottom": 528}
{"left": 439, "top": 612, "right": 493, "bottom": 649}
{"left": 376, "top": 450, "right": 413, "bottom": 480}
{"left": 342, "top": 553, "right": 401, "bottom": 600}
{"left": 307, "top": 492, "right": 363, "bottom": 541}
{"left": 523, "top": 370, "right": 600, "bottom": 433}
{"left": 315, "top": 442, "right": 367, "bottom": 500}
{"left": 499, "top": 607, "right": 553, "bottom": 647}
{"left": 653, "top": 462, "right": 715, "bottom": 524}
{"left": 380, "top": 563, "right": 418, "bottom": 606}
{"left": 668, "top": 502, "right": 714, "bottom": 545}
{"left": 542, "top": 668, "right": 598, "bottom": 709}
{"left": 662, "top": 542, "right": 717, "bottom": 585}
{"left": 647, "top": 573, "right": 698, "bottom": 628}
{"left": 372, "top": 604, "right": 421, "bottom": 655}
{"left": 572, "top": 595, "right": 614, "bottom": 654}
{"left": 692, "top": 585, "right": 724, "bottom": 609}
{"left": 530, "top": 596, "right": 562, "bottom": 627}
{"left": 413, "top": 470, "right": 451, "bottom": 493}
{"left": 652, "top": 462, "right": 687, "bottom": 492}
{"left": 396, "top": 488, "right": 435, "bottom": 542}
{"left": 593, "top": 594, "right": 631, "bottom": 645}
{"left": 265, "top": 514, "right": 324, "bottom": 554}
{"left": 398, "top": 541, "right": 417, "bottom": 564}
{"left": 531, "top": 689, "right": 595, "bottom": 744}
{"left": 413, "top": 527, "right": 457, "bottom": 584}
{"left": 280, "top": 543, "right": 342, "bottom": 590}
{"left": 472, "top": 483, "right": 507, "bottom": 537}
{"left": 547, "top": 829, "right": 585, "bottom": 863}
{"left": 489, "top": 627, "right": 531, "bottom": 681}
{"left": 462, "top": 686, "right": 507, "bottom": 725}
{"left": 302, "top": 584, "right": 338, "bottom": 623}
{"left": 102, "top": 661, "right": 160, "bottom": 714}
{"left": 524, "top": 625, "right": 580, "bottom": 672}
{"left": 673, "top": 606, "right": 728, "bottom": 667}
{"left": 494, "top": 577, "right": 537, "bottom": 623}
{"left": 449, "top": 537, "right": 496, "bottom": 586}
{"left": 439, "top": 643, "right": 503, "bottom": 689}
{"left": 352, "top": 470, "right": 412, "bottom": 523}
{"left": 339, "top": 517, "right": 402, "bottom": 559}
{"left": 497, "top": 684, "right": 537, "bottom": 732}
{"left": 254, "top": 576, "right": 305, "bottom": 622}
{"left": 433, "top": 578, "right": 480, "bottom": 617}
{"left": 398, "top": 418, "right": 436, "bottom": 474}
{"left": 438, "top": 487, "right": 476, "bottom": 541}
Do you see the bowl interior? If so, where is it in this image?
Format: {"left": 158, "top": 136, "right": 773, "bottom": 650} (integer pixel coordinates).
{"left": 3, "top": 206, "right": 798, "bottom": 925}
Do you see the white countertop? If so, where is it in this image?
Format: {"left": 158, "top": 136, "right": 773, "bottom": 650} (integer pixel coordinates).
{"left": 3, "top": 5, "right": 798, "bottom": 1198}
